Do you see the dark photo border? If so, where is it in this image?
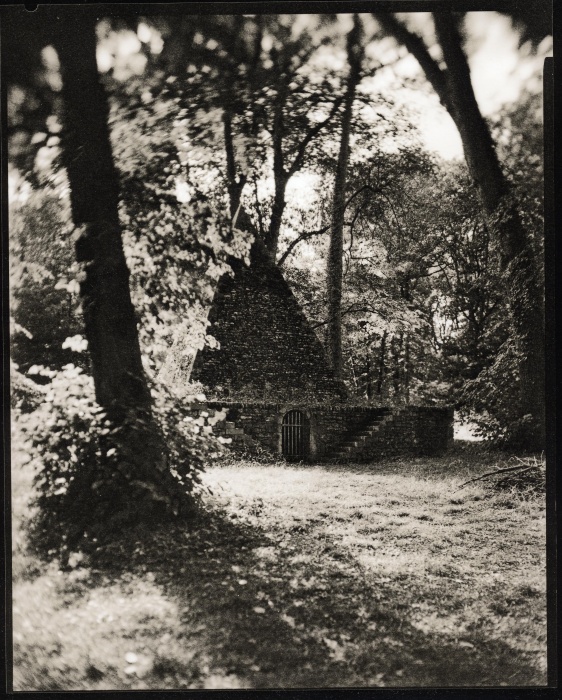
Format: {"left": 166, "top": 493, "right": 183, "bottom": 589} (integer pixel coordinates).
{"left": 1, "top": 1, "right": 557, "bottom": 697}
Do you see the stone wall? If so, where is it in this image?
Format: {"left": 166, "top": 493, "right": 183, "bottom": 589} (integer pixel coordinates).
{"left": 307, "top": 405, "right": 385, "bottom": 459}
{"left": 353, "top": 406, "right": 455, "bottom": 462}
{"left": 187, "top": 401, "right": 453, "bottom": 462}
{"left": 191, "top": 243, "right": 346, "bottom": 404}
{"left": 203, "top": 402, "right": 389, "bottom": 459}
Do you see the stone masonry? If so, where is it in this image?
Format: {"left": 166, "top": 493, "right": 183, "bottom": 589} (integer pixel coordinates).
{"left": 191, "top": 242, "right": 346, "bottom": 403}
{"left": 188, "top": 401, "right": 454, "bottom": 462}
{"left": 186, "top": 240, "right": 453, "bottom": 462}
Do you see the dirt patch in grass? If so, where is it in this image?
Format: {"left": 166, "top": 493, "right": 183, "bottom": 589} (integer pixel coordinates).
{"left": 12, "top": 449, "right": 547, "bottom": 690}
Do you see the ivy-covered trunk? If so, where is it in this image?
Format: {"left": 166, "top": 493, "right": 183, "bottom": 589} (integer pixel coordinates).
{"left": 326, "top": 15, "right": 363, "bottom": 379}
{"left": 53, "top": 15, "right": 171, "bottom": 487}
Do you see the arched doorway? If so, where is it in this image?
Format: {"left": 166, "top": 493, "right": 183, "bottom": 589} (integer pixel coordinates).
{"left": 282, "top": 410, "right": 309, "bottom": 461}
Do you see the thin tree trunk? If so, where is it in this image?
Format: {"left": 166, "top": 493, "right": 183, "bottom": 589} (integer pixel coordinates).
{"left": 404, "top": 334, "right": 410, "bottom": 404}
{"left": 264, "top": 61, "right": 290, "bottom": 260}
{"left": 349, "top": 352, "right": 359, "bottom": 393}
{"left": 365, "top": 353, "right": 373, "bottom": 401}
{"left": 392, "top": 333, "right": 403, "bottom": 399}
{"left": 376, "top": 330, "right": 387, "bottom": 397}
{"left": 326, "top": 15, "right": 363, "bottom": 378}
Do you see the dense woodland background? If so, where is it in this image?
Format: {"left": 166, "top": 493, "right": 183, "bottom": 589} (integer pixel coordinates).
{"left": 5, "top": 7, "right": 550, "bottom": 552}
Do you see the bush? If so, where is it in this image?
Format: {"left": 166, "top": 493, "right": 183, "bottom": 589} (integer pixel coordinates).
{"left": 9, "top": 188, "right": 86, "bottom": 375}
{"left": 19, "top": 364, "right": 225, "bottom": 561}
{"left": 10, "top": 363, "right": 45, "bottom": 413}
{"left": 459, "top": 339, "right": 541, "bottom": 450}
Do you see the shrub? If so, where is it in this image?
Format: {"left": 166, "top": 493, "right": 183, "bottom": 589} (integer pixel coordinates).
{"left": 19, "top": 364, "right": 225, "bottom": 561}
{"left": 459, "top": 338, "right": 541, "bottom": 450}
{"left": 10, "top": 363, "right": 45, "bottom": 413}
{"left": 9, "top": 187, "right": 86, "bottom": 375}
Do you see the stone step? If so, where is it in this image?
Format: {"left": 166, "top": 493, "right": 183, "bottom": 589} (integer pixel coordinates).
{"left": 326, "top": 409, "right": 395, "bottom": 461}
{"left": 356, "top": 426, "right": 381, "bottom": 437}
{"left": 347, "top": 422, "right": 384, "bottom": 440}
{"left": 331, "top": 453, "right": 353, "bottom": 461}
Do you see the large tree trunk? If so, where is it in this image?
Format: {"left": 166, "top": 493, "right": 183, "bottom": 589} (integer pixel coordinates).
{"left": 52, "top": 15, "right": 169, "bottom": 476}
{"left": 326, "top": 15, "right": 363, "bottom": 378}
{"left": 223, "top": 111, "right": 242, "bottom": 218}
{"left": 265, "top": 175, "right": 289, "bottom": 260}
{"left": 432, "top": 13, "right": 544, "bottom": 448}
{"left": 373, "top": 11, "right": 545, "bottom": 447}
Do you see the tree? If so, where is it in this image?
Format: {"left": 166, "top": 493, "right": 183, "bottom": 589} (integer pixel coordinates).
{"left": 373, "top": 10, "right": 545, "bottom": 447}
{"left": 326, "top": 15, "right": 363, "bottom": 378}
{"left": 154, "top": 14, "right": 368, "bottom": 262}
{"left": 4, "top": 9, "right": 219, "bottom": 551}
{"left": 51, "top": 15, "right": 162, "bottom": 443}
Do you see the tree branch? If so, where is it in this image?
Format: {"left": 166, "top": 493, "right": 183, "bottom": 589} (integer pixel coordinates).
{"left": 276, "top": 183, "right": 380, "bottom": 267}
{"left": 287, "top": 94, "right": 346, "bottom": 177}
{"left": 458, "top": 463, "right": 542, "bottom": 488}
{"left": 277, "top": 225, "right": 330, "bottom": 267}
{"left": 372, "top": 12, "right": 451, "bottom": 111}
{"left": 311, "top": 302, "right": 378, "bottom": 329}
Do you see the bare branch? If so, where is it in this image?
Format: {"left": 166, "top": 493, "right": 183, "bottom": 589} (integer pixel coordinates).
{"left": 277, "top": 225, "right": 330, "bottom": 267}
{"left": 458, "top": 464, "right": 542, "bottom": 489}
{"left": 287, "top": 94, "right": 346, "bottom": 177}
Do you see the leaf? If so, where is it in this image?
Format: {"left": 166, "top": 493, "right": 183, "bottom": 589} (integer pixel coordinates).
{"left": 323, "top": 637, "right": 345, "bottom": 661}
{"left": 281, "top": 613, "right": 296, "bottom": 628}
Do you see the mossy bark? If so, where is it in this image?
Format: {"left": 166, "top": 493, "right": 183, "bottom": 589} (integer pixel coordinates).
{"left": 52, "top": 15, "right": 183, "bottom": 506}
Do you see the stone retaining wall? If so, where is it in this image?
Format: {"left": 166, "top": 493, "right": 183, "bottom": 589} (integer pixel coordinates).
{"left": 352, "top": 406, "right": 454, "bottom": 462}
{"left": 186, "top": 401, "right": 453, "bottom": 462}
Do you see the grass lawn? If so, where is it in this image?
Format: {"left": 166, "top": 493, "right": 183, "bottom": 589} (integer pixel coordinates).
{"left": 12, "top": 443, "right": 547, "bottom": 690}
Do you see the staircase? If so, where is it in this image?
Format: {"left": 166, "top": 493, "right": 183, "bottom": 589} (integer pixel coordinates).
{"left": 328, "top": 408, "right": 395, "bottom": 462}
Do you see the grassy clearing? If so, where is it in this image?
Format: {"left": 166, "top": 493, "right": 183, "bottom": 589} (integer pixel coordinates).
{"left": 12, "top": 441, "right": 546, "bottom": 690}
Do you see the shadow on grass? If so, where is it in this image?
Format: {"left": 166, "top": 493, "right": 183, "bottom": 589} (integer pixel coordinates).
{"left": 84, "top": 504, "right": 545, "bottom": 689}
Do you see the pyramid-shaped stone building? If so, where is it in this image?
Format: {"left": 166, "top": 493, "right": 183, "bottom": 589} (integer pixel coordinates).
{"left": 189, "top": 242, "right": 453, "bottom": 462}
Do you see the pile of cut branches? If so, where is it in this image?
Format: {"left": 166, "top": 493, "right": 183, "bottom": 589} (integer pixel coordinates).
{"left": 459, "top": 455, "right": 545, "bottom": 497}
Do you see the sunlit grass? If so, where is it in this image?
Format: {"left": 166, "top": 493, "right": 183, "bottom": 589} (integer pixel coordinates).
{"left": 12, "top": 443, "right": 547, "bottom": 689}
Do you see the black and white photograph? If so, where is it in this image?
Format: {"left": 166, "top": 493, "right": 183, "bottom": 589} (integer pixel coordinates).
{"left": 3, "top": 1, "right": 555, "bottom": 691}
